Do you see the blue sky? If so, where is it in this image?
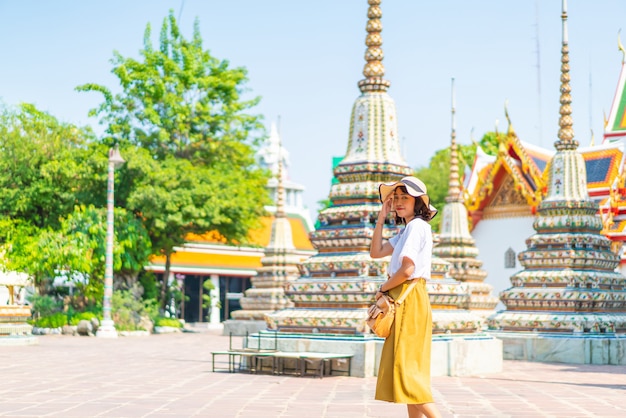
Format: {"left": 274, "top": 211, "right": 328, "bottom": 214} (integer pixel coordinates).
{"left": 1, "top": 1, "right": 626, "bottom": 216}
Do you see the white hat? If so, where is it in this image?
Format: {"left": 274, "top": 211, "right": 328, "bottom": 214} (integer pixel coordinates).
{"left": 378, "top": 176, "right": 438, "bottom": 220}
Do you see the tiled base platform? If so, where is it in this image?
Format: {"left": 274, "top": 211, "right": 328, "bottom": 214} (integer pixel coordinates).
{"left": 492, "top": 331, "right": 626, "bottom": 365}
{"left": 222, "top": 319, "right": 267, "bottom": 336}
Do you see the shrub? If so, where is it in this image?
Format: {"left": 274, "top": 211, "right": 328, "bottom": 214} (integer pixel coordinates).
{"left": 112, "top": 286, "right": 158, "bottom": 331}
{"left": 28, "top": 294, "right": 62, "bottom": 319}
{"left": 155, "top": 317, "right": 183, "bottom": 328}
{"left": 69, "top": 311, "right": 99, "bottom": 326}
{"left": 35, "top": 312, "right": 67, "bottom": 328}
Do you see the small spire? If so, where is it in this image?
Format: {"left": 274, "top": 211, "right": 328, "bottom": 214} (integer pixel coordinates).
{"left": 447, "top": 78, "right": 461, "bottom": 202}
{"left": 555, "top": 0, "right": 578, "bottom": 151}
{"left": 357, "top": 0, "right": 390, "bottom": 93}
{"left": 276, "top": 135, "right": 286, "bottom": 219}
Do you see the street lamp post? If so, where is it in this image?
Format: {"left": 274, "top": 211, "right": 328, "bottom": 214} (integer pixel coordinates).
{"left": 97, "top": 146, "right": 125, "bottom": 338}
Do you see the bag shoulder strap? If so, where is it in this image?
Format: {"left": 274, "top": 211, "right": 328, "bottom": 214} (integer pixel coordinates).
{"left": 395, "top": 279, "right": 421, "bottom": 305}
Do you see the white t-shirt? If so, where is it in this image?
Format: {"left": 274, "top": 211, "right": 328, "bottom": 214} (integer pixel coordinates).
{"left": 388, "top": 218, "right": 432, "bottom": 279}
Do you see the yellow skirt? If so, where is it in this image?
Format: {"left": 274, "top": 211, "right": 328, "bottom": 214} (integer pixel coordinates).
{"left": 375, "top": 279, "right": 433, "bottom": 404}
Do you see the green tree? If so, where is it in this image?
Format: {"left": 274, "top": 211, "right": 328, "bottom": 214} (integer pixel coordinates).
{"left": 0, "top": 103, "right": 95, "bottom": 230}
{"left": 77, "top": 11, "right": 271, "bottom": 310}
{"left": 124, "top": 148, "right": 268, "bottom": 308}
{"left": 478, "top": 131, "right": 505, "bottom": 157}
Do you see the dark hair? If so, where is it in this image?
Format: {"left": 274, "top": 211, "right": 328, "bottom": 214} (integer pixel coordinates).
{"left": 393, "top": 186, "right": 434, "bottom": 224}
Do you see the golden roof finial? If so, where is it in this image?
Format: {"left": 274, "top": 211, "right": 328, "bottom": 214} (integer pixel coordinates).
{"left": 555, "top": 0, "right": 578, "bottom": 151}
{"left": 590, "top": 129, "right": 595, "bottom": 146}
{"left": 357, "top": 0, "right": 391, "bottom": 93}
{"left": 447, "top": 78, "right": 461, "bottom": 202}
{"left": 618, "top": 29, "right": 625, "bottom": 63}
{"left": 504, "top": 100, "right": 516, "bottom": 135}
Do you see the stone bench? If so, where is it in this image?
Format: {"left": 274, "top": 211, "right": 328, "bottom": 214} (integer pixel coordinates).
{"left": 211, "top": 350, "right": 353, "bottom": 378}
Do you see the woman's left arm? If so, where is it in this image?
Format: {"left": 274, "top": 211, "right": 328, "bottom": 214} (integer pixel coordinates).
{"left": 377, "top": 256, "right": 415, "bottom": 294}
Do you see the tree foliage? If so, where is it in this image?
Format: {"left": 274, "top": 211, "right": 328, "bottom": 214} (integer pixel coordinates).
{"left": 0, "top": 104, "right": 95, "bottom": 230}
{"left": 77, "top": 10, "right": 263, "bottom": 166}
{"left": 77, "top": 10, "right": 271, "bottom": 310}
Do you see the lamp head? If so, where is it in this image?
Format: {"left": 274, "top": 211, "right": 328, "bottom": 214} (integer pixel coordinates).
{"left": 108, "top": 146, "right": 125, "bottom": 168}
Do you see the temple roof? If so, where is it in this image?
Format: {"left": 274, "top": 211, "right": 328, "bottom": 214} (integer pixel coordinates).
{"left": 148, "top": 214, "right": 315, "bottom": 276}
{"left": 466, "top": 131, "right": 625, "bottom": 219}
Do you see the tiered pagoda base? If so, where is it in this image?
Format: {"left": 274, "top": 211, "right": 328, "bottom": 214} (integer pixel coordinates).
{"left": 265, "top": 274, "right": 485, "bottom": 334}
{"left": 265, "top": 276, "right": 380, "bottom": 334}
{"left": 244, "top": 330, "right": 502, "bottom": 377}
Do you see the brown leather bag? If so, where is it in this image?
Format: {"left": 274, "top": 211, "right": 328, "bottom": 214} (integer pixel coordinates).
{"left": 366, "top": 280, "right": 419, "bottom": 338}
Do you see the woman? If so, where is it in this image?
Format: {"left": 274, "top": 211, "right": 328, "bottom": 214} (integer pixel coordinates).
{"left": 369, "top": 176, "right": 442, "bottom": 418}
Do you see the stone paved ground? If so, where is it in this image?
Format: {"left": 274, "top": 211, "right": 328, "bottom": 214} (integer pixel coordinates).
{"left": 0, "top": 330, "right": 625, "bottom": 418}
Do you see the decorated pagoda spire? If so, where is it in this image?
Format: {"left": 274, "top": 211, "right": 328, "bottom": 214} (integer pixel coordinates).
{"left": 433, "top": 79, "right": 498, "bottom": 317}
{"left": 544, "top": 0, "right": 587, "bottom": 203}
{"left": 338, "top": 0, "right": 410, "bottom": 170}
{"left": 446, "top": 78, "right": 462, "bottom": 203}
{"left": 357, "top": 0, "right": 390, "bottom": 93}
{"left": 555, "top": 1, "right": 578, "bottom": 152}
{"left": 489, "top": 0, "right": 626, "bottom": 334}
{"left": 275, "top": 140, "right": 286, "bottom": 217}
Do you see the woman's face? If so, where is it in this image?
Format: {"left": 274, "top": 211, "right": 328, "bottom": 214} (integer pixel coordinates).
{"left": 392, "top": 188, "right": 416, "bottom": 220}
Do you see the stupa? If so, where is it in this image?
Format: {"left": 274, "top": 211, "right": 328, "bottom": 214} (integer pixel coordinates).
{"left": 225, "top": 142, "right": 302, "bottom": 335}
{"left": 266, "top": 0, "right": 484, "bottom": 336}
{"left": 433, "top": 80, "right": 499, "bottom": 318}
{"left": 488, "top": 0, "right": 626, "bottom": 365}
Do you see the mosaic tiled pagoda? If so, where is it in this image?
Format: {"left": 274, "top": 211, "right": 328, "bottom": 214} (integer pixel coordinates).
{"left": 266, "top": 0, "right": 410, "bottom": 333}
{"left": 231, "top": 150, "right": 301, "bottom": 321}
{"left": 266, "top": 0, "right": 480, "bottom": 334}
{"left": 433, "top": 81, "right": 498, "bottom": 318}
{"left": 489, "top": 2, "right": 626, "bottom": 334}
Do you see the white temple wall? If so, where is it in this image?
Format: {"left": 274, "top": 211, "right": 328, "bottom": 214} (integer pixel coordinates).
{"left": 471, "top": 216, "right": 536, "bottom": 309}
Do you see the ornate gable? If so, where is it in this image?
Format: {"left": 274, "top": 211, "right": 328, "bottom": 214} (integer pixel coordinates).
{"left": 483, "top": 175, "right": 533, "bottom": 219}
{"left": 467, "top": 128, "right": 546, "bottom": 217}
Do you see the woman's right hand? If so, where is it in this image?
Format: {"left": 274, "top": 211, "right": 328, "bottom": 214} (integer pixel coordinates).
{"left": 377, "top": 196, "right": 393, "bottom": 224}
